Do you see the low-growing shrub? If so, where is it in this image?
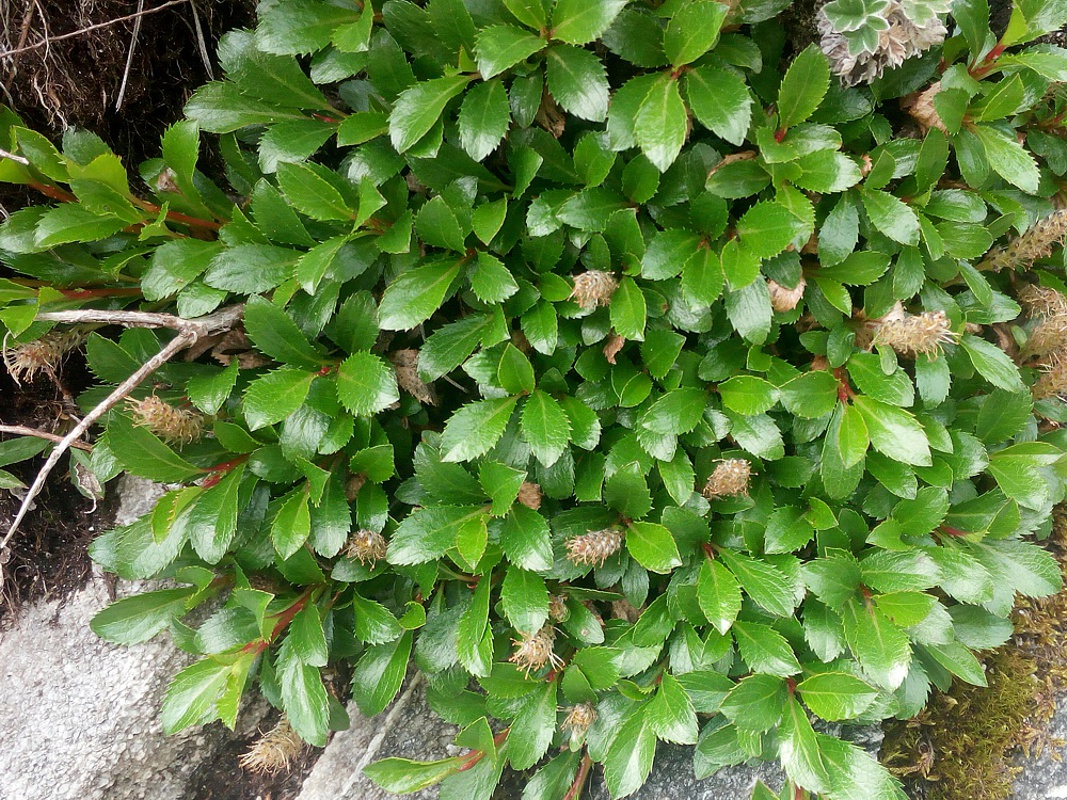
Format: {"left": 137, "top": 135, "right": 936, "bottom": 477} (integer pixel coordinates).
{"left": 2, "top": 0, "right": 1067, "bottom": 797}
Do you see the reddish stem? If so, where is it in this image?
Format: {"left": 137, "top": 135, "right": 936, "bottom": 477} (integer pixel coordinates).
{"left": 938, "top": 525, "right": 969, "bottom": 538}
{"left": 59, "top": 287, "right": 143, "bottom": 299}
{"left": 241, "top": 587, "right": 317, "bottom": 654}
{"left": 28, "top": 180, "right": 223, "bottom": 232}
{"left": 456, "top": 728, "right": 510, "bottom": 772}
{"left": 562, "top": 753, "right": 593, "bottom": 800}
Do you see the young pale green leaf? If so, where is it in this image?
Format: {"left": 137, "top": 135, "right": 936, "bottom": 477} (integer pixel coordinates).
{"left": 388, "top": 506, "right": 488, "bottom": 565}
{"left": 719, "top": 375, "right": 780, "bottom": 415}
{"left": 861, "top": 189, "right": 920, "bottom": 246}
{"left": 363, "top": 757, "right": 464, "bottom": 794}
{"left": 161, "top": 657, "right": 231, "bottom": 734}
{"left": 276, "top": 161, "right": 354, "bottom": 222}
{"left": 971, "top": 123, "right": 1041, "bottom": 193}
{"left": 604, "top": 711, "right": 657, "bottom": 799}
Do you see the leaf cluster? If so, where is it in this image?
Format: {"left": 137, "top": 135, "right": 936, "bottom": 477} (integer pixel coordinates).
{"left": 2, "top": 0, "right": 1067, "bottom": 798}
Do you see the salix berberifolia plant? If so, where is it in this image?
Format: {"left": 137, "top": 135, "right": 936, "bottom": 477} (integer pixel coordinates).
{"left": 2, "top": 0, "right": 1067, "bottom": 797}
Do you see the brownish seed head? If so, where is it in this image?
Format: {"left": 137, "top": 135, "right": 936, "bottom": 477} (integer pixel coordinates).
{"left": 565, "top": 527, "right": 623, "bottom": 568}
{"left": 870, "top": 304, "right": 958, "bottom": 358}
{"left": 569, "top": 271, "right": 618, "bottom": 310}
{"left": 702, "top": 459, "right": 752, "bottom": 499}
{"left": 390, "top": 348, "right": 438, "bottom": 406}
{"left": 561, "top": 702, "right": 598, "bottom": 738}
{"left": 517, "top": 481, "right": 543, "bottom": 510}
{"left": 509, "top": 625, "right": 564, "bottom": 675}
{"left": 238, "top": 716, "right": 304, "bottom": 775}
{"left": 127, "top": 395, "right": 204, "bottom": 445}
{"left": 981, "top": 209, "right": 1067, "bottom": 272}
{"left": 767, "top": 277, "right": 806, "bottom": 313}
{"left": 3, "top": 330, "right": 84, "bottom": 384}
{"left": 548, "top": 594, "right": 569, "bottom": 622}
{"left": 344, "top": 528, "right": 388, "bottom": 565}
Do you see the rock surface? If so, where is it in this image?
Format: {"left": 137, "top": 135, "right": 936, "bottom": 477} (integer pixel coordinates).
{"left": 0, "top": 477, "right": 269, "bottom": 800}
{"left": 1011, "top": 696, "right": 1067, "bottom": 800}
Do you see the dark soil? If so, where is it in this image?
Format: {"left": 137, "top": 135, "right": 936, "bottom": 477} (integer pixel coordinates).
{"left": 0, "top": 351, "right": 112, "bottom": 624}
{"left": 0, "top": 0, "right": 256, "bottom": 165}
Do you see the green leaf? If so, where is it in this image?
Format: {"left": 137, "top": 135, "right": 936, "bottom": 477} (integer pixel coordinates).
{"left": 925, "top": 640, "right": 987, "bottom": 687}
{"left": 389, "top": 506, "right": 487, "bottom": 565}
{"left": 780, "top": 371, "right": 840, "bottom": 418}
{"left": 276, "top": 161, "right": 354, "bottom": 221}
{"left": 389, "top": 76, "right": 471, "bottom": 153}
{"left": 604, "top": 462, "right": 653, "bottom": 519}
{"left": 720, "top": 375, "right": 779, "bottom": 415}
{"left": 336, "top": 352, "right": 400, "bottom": 417}
{"left": 501, "top": 505, "right": 554, "bottom": 572}
{"left": 352, "top": 631, "right": 413, "bottom": 716}
{"left": 717, "top": 550, "right": 798, "bottom": 617}
{"left": 378, "top": 259, "right": 464, "bottom": 330}
{"left": 161, "top": 657, "right": 231, "bottom": 734}
{"left": 610, "top": 276, "right": 648, "bottom": 340}
{"left": 641, "top": 387, "right": 707, "bottom": 435}
{"left": 841, "top": 598, "right": 911, "bottom": 690}
{"left": 852, "top": 396, "right": 931, "bottom": 467}
{"left": 108, "top": 415, "right": 204, "bottom": 482}
{"left": 732, "top": 619, "right": 802, "bottom": 676}
{"left": 205, "top": 244, "right": 297, "bottom": 294}
{"left": 720, "top": 674, "right": 786, "bottom": 731}
{"left": 777, "top": 45, "right": 830, "bottom": 129}
{"left": 685, "top": 66, "right": 752, "bottom": 146}
{"left": 649, "top": 672, "right": 699, "bottom": 744}
{"left": 459, "top": 79, "right": 511, "bottom": 162}
{"left": 243, "top": 368, "right": 316, "bottom": 430}
{"left": 972, "top": 123, "right": 1041, "bottom": 193}
{"left": 664, "top": 0, "right": 728, "bottom": 65}
{"left": 91, "top": 587, "right": 195, "bottom": 645}
{"left": 627, "top": 521, "right": 683, "bottom": 573}
{"left": 498, "top": 344, "right": 536, "bottom": 394}
{"left": 960, "top": 335, "right": 1025, "bottom": 392}
{"left": 508, "top": 680, "right": 559, "bottom": 769}
{"left": 416, "top": 196, "right": 468, "bottom": 253}
{"left": 603, "top": 710, "right": 657, "bottom": 799}
{"left": 681, "top": 246, "right": 725, "bottom": 305}
{"left": 441, "top": 397, "right": 520, "bottom": 462}
{"left": 635, "top": 75, "right": 688, "bottom": 172}
{"left": 521, "top": 390, "right": 572, "bottom": 466}
{"left": 475, "top": 25, "right": 546, "bottom": 79}
{"left": 736, "top": 201, "right": 797, "bottom": 259}
{"left": 697, "top": 559, "right": 742, "bottom": 634}
{"left": 33, "top": 205, "right": 127, "bottom": 248}
{"left": 551, "top": 0, "right": 627, "bottom": 44}
{"left": 779, "top": 694, "right": 831, "bottom": 794}
{"left": 501, "top": 566, "right": 550, "bottom": 633}
{"left": 796, "top": 672, "right": 879, "bottom": 721}
{"left": 504, "top": 0, "right": 549, "bottom": 29}
{"left": 861, "top": 189, "right": 920, "bottom": 246}
{"left": 545, "top": 45, "right": 609, "bottom": 122}
{"left": 243, "top": 296, "right": 327, "bottom": 369}
{"left": 364, "top": 756, "right": 464, "bottom": 794}
{"left": 272, "top": 489, "right": 312, "bottom": 559}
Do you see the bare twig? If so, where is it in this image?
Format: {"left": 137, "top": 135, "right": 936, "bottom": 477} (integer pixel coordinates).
{"left": 188, "top": 0, "right": 213, "bottom": 80}
{"left": 0, "top": 304, "right": 243, "bottom": 570}
{"left": 115, "top": 0, "right": 145, "bottom": 111}
{"left": 0, "top": 147, "right": 29, "bottom": 166}
{"left": 0, "top": 0, "right": 189, "bottom": 58}
{"left": 0, "top": 424, "right": 92, "bottom": 451}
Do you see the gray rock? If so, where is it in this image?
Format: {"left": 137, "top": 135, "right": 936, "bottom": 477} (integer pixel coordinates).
{"left": 0, "top": 476, "right": 269, "bottom": 800}
{"left": 1012, "top": 696, "right": 1067, "bottom": 800}
{"left": 297, "top": 672, "right": 460, "bottom": 800}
